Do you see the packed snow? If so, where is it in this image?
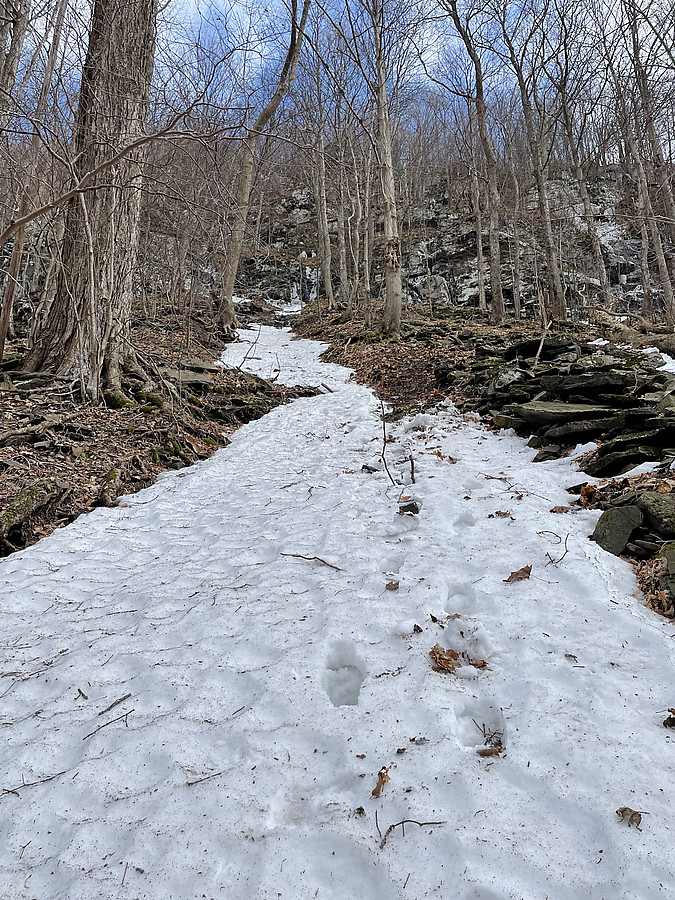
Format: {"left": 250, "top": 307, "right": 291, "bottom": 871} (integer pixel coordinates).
{"left": 1, "top": 325, "right": 675, "bottom": 899}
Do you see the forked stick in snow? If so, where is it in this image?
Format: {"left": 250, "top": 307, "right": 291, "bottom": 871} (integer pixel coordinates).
{"left": 380, "top": 399, "right": 397, "bottom": 487}
{"left": 379, "top": 818, "right": 445, "bottom": 849}
{"left": 236, "top": 323, "right": 263, "bottom": 372}
{"left": 2, "top": 770, "right": 66, "bottom": 798}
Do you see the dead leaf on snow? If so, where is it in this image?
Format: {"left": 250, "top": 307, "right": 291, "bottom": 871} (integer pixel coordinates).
{"left": 503, "top": 565, "right": 532, "bottom": 583}
{"left": 429, "top": 643, "right": 461, "bottom": 672}
{"left": 386, "top": 580, "right": 399, "bottom": 591}
{"left": 476, "top": 746, "right": 504, "bottom": 758}
{"left": 550, "top": 506, "right": 570, "bottom": 514}
{"left": 372, "top": 767, "right": 390, "bottom": 798}
{"left": 469, "top": 658, "right": 488, "bottom": 670}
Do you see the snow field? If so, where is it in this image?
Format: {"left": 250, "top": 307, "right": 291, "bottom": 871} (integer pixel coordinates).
{"left": 1, "top": 325, "right": 674, "bottom": 899}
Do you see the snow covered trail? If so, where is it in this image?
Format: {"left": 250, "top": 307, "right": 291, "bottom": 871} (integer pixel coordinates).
{"left": 1, "top": 326, "right": 675, "bottom": 900}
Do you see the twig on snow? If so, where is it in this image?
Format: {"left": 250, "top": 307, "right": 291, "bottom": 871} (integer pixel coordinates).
{"left": 98, "top": 692, "right": 132, "bottom": 717}
{"left": 2, "top": 770, "right": 66, "bottom": 798}
{"left": 280, "top": 552, "right": 341, "bottom": 571}
{"left": 236, "top": 323, "right": 263, "bottom": 372}
{"left": 185, "top": 771, "right": 223, "bottom": 787}
{"left": 379, "top": 818, "right": 445, "bottom": 849}
{"left": 380, "top": 399, "right": 397, "bottom": 487}
{"left": 83, "top": 709, "right": 134, "bottom": 741}
{"left": 545, "top": 534, "right": 570, "bottom": 567}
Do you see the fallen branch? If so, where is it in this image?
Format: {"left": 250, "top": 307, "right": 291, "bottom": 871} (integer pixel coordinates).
{"left": 0, "top": 482, "right": 60, "bottom": 539}
{"left": 0, "top": 413, "right": 79, "bottom": 447}
{"left": 2, "top": 770, "right": 66, "bottom": 798}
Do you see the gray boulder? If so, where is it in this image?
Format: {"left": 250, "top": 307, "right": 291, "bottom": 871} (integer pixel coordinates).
{"left": 592, "top": 506, "right": 643, "bottom": 555}
{"left": 637, "top": 493, "right": 675, "bottom": 538}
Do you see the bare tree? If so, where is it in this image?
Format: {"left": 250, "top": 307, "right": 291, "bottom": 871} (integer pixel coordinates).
{"left": 438, "top": 0, "right": 505, "bottom": 323}
{"left": 24, "top": 0, "right": 159, "bottom": 400}
{"left": 493, "top": 0, "right": 567, "bottom": 320}
{"left": 217, "top": 0, "right": 311, "bottom": 336}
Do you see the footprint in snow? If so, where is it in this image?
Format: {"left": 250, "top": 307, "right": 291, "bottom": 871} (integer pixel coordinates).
{"left": 322, "top": 640, "right": 367, "bottom": 707}
{"left": 454, "top": 697, "right": 506, "bottom": 751}
{"left": 443, "top": 580, "right": 477, "bottom": 616}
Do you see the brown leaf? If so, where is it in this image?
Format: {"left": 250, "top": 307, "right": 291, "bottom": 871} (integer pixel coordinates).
{"left": 386, "top": 580, "right": 399, "bottom": 591}
{"left": 429, "top": 643, "right": 461, "bottom": 672}
{"left": 550, "top": 505, "right": 570, "bottom": 514}
{"left": 356, "top": 754, "right": 366, "bottom": 759}
{"left": 476, "top": 746, "right": 504, "bottom": 758}
{"left": 503, "top": 565, "right": 532, "bottom": 583}
{"left": 494, "top": 510, "right": 512, "bottom": 518}
{"left": 371, "top": 767, "right": 390, "bottom": 798}
{"left": 413, "top": 624, "right": 423, "bottom": 634}
{"left": 469, "top": 658, "right": 488, "bottom": 669}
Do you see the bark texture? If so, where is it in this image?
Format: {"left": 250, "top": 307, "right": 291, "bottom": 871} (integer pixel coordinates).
{"left": 0, "top": 0, "right": 29, "bottom": 132}
{"left": 26, "top": 0, "right": 158, "bottom": 400}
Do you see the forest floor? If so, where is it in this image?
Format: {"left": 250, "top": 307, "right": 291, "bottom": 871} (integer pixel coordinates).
{"left": 293, "top": 303, "right": 597, "bottom": 415}
{"left": 1, "top": 322, "right": 674, "bottom": 899}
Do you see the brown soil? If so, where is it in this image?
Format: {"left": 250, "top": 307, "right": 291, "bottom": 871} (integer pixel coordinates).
{"left": 294, "top": 305, "right": 581, "bottom": 413}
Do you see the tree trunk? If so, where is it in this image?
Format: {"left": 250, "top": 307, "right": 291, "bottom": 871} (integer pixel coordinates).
{"left": 314, "top": 136, "right": 334, "bottom": 310}
{"left": 337, "top": 167, "right": 351, "bottom": 314}
{"left": 0, "top": 0, "right": 30, "bottom": 133}
{"left": 373, "top": 0, "right": 402, "bottom": 336}
{"left": 471, "top": 170, "right": 486, "bottom": 312}
{"left": 24, "top": 0, "right": 157, "bottom": 401}
{"left": 509, "top": 161, "right": 522, "bottom": 319}
{"left": 363, "top": 150, "right": 374, "bottom": 328}
{"left": 640, "top": 219, "right": 653, "bottom": 319}
{"left": 0, "top": 0, "right": 68, "bottom": 362}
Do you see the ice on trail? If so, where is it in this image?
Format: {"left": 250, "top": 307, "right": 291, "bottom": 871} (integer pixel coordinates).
{"left": 2, "top": 326, "right": 675, "bottom": 899}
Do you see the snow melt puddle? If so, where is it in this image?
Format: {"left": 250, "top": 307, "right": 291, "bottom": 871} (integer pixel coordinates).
{"left": 1, "top": 325, "right": 675, "bottom": 900}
